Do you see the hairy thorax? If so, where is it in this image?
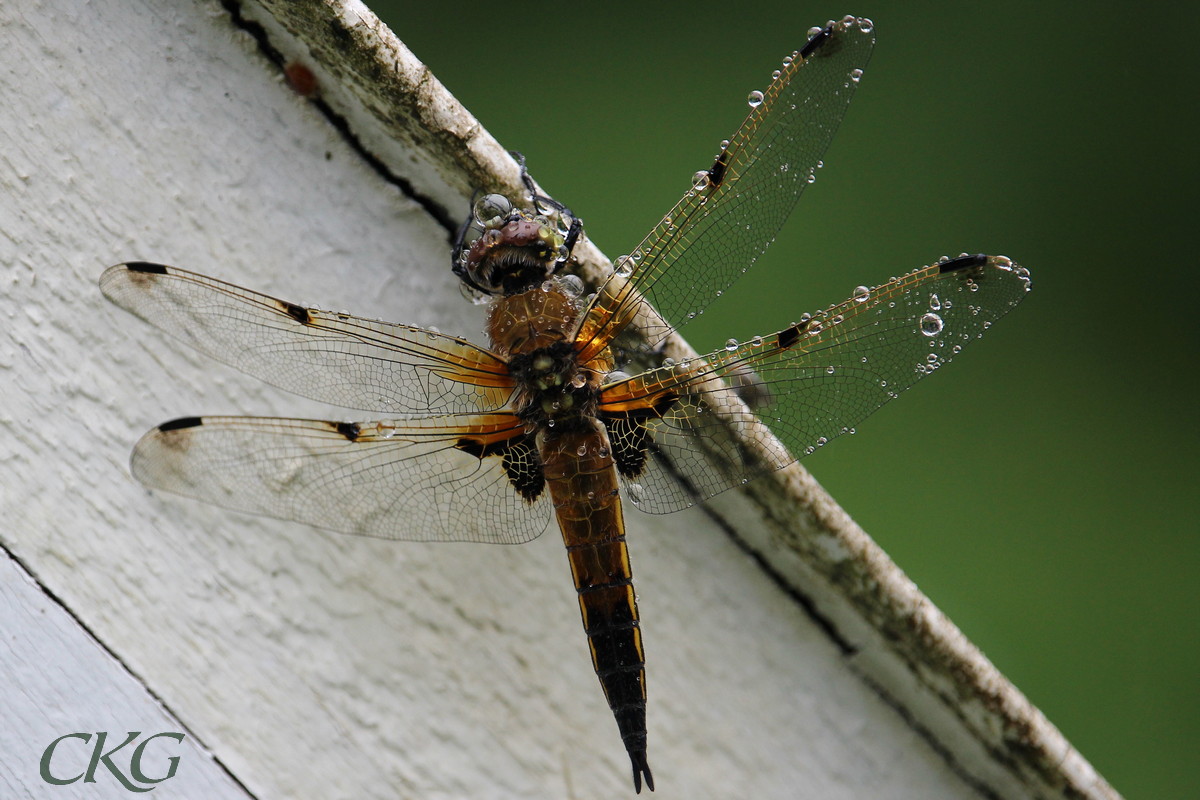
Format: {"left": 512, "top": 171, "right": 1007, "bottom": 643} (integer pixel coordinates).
{"left": 487, "top": 285, "right": 602, "bottom": 429}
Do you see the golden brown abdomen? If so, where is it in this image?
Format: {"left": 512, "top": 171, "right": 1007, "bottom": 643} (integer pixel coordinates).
{"left": 539, "top": 421, "right": 652, "bottom": 790}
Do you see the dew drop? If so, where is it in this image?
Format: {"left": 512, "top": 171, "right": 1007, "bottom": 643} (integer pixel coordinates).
{"left": 852, "top": 285, "right": 870, "bottom": 303}
{"left": 747, "top": 90, "right": 765, "bottom": 108}
{"left": 614, "top": 255, "right": 634, "bottom": 277}
{"left": 558, "top": 274, "right": 585, "bottom": 298}
{"left": 725, "top": 338, "right": 739, "bottom": 351}
{"left": 849, "top": 68, "right": 864, "bottom": 83}
{"left": 473, "top": 193, "right": 512, "bottom": 226}
{"left": 920, "top": 312, "right": 944, "bottom": 337}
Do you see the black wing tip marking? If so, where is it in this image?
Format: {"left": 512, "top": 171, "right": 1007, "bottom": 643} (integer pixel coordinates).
{"left": 938, "top": 253, "right": 988, "bottom": 274}
{"left": 281, "top": 300, "right": 312, "bottom": 324}
{"left": 157, "top": 416, "right": 204, "bottom": 433}
{"left": 800, "top": 24, "right": 834, "bottom": 58}
{"left": 630, "top": 751, "right": 654, "bottom": 793}
{"left": 122, "top": 263, "right": 169, "bottom": 277}
{"left": 123, "top": 261, "right": 169, "bottom": 275}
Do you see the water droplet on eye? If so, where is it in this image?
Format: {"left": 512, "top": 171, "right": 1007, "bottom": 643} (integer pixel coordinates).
{"left": 747, "top": 90, "right": 765, "bottom": 108}
{"left": 852, "top": 285, "right": 870, "bottom": 303}
{"left": 849, "top": 68, "right": 864, "bottom": 83}
{"left": 725, "top": 338, "right": 739, "bottom": 351}
{"left": 473, "top": 193, "right": 512, "bottom": 225}
{"left": 614, "top": 255, "right": 634, "bottom": 277}
{"left": 920, "top": 312, "right": 944, "bottom": 337}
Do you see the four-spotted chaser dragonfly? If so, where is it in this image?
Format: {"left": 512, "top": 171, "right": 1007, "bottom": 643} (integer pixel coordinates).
{"left": 100, "top": 17, "right": 1030, "bottom": 793}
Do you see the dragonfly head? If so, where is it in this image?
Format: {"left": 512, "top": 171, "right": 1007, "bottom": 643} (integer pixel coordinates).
{"left": 453, "top": 193, "right": 574, "bottom": 296}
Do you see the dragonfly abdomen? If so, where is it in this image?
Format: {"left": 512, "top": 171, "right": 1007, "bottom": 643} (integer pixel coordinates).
{"left": 540, "top": 422, "right": 653, "bottom": 792}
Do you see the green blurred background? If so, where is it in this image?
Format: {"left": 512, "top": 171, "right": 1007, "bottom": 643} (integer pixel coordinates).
{"left": 377, "top": 1, "right": 1197, "bottom": 796}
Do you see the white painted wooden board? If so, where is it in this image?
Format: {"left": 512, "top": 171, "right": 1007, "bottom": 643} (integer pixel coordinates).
{"left": 0, "top": 1, "right": 1118, "bottom": 799}
{"left": 0, "top": 551, "right": 249, "bottom": 799}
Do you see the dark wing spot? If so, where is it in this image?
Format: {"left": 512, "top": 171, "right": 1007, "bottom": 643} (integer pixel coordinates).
{"left": 334, "top": 421, "right": 360, "bottom": 441}
{"left": 456, "top": 435, "right": 545, "bottom": 502}
{"left": 938, "top": 253, "right": 987, "bottom": 274}
{"left": 157, "top": 416, "right": 203, "bottom": 432}
{"left": 708, "top": 150, "right": 729, "bottom": 188}
{"left": 800, "top": 25, "right": 834, "bottom": 58}
{"left": 124, "top": 262, "right": 169, "bottom": 275}
{"left": 281, "top": 300, "right": 312, "bottom": 324}
{"left": 455, "top": 438, "right": 490, "bottom": 459}
{"left": 502, "top": 437, "right": 545, "bottom": 502}
{"left": 606, "top": 415, "right": 650, "bottom": 478}
{"left": 778, "top": 322, "right": 807, "bottom": 349}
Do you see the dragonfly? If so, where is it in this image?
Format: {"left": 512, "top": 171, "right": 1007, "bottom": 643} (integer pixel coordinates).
{"left": 100, "top": 16, "right": 1031, "bottom": 793}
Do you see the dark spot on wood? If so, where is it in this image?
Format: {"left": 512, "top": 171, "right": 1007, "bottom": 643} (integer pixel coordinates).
{"left": 938, "top": 253, "right": 987, "bottom": 274}
{"left": 158, "top": 416, "right": 202, "bottom": 432}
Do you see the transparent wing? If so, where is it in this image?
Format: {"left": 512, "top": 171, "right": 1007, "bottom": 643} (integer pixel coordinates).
{"left": 131, "top": 413, "right": 551, "bottom": 544}
{"left": 575, "top": 16, "right": 875, "bottom": 361}
{"left": 599, "top": 255, "right": 1032, "bottom": 514}
{"left": 100, "top": 263, "right": 515, "bottom": 415}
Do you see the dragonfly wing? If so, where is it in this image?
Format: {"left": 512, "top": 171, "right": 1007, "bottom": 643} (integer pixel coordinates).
{"left": 131, "top": 413, "right": 551, "bottom": 544}
{"left": 601, "top": 255, "right": 1032, "bottom": 514}
{"left": 100, "top": 263, "right": 514, "bottom": 415}
{"left": 575, "top": 17, "right": 876, "bottom": 361}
